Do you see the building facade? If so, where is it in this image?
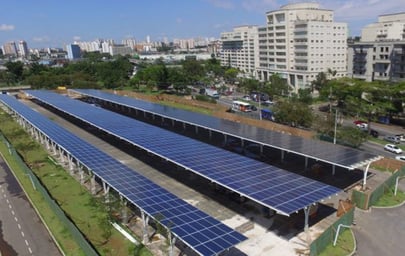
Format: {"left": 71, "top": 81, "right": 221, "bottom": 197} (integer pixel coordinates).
{"left": 2, "top": 41, "right": 18, "bottom": 56}
{"left": 348, "top": 13, "right": 405, "bottom": 82}
{"left": 66, "top": 44, "right": 81, "bottom": 60}
{"left": 220, "top": 25, "right": 259, "bottom": 77}
{"left": 255, "top": 3, "right": 347, "bottom": 92}
{"left": 18, "top": 40, "right": 29, "bottom": 58}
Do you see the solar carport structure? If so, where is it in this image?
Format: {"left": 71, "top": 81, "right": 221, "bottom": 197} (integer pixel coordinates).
{"left": 70, "top": 89, "right": 380, "bottom": 171}
{"left": 25, "top": 90, "right": 340, "bottom": 222}
{"left": 0, "top": 94, "right": 247, "bottom": 256}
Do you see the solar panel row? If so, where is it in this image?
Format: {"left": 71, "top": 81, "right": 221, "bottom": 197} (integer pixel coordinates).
{"left": 25, "top": 90, "right": 340, "bottom": 216}
{"left": 0, "top": 94, "right": 247, "bottom": 256}
{"left": 72, "top": 89, "right": 379, "bottom": 169}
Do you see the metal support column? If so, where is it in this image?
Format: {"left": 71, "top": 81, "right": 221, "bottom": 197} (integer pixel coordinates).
{"left": 281, "top": 150, "right": 285, "bottom": 162}
{"left": 195, "top": 126, "right": 198, "bottom": 134}
{"left": 79, "top": 165, "right": 85, "bottom": 184}
{"left": 209, "top": 130, "right": 212, "bottom": 140}
{"left": 168, "top": 231, "right": 177, "bottom": 256}
{"left": 141, "top": 211, "right": 150, "bottom": 244}
{"left": 120, "top": 195, "right": 128, "bottom": 224}
{"left": 332, "top": 165, "right": 336, "bottom": 176}
{"left": 362, "top": 162, "right": 372, "bottom": 190}
{"left": 304, "top": 206, "right": 312, "bottom": 244}
{"left": 305, "top": 157, "right": 308, "bottom": 169}
{"left": 90, "top": 173, "right": 96, "bottom": 195}
{"left": 103, "top": 182, "right": 110, "bottom": 203}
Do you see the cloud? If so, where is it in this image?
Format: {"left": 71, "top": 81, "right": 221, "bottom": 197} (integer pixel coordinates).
{"left": 0, "top": 24, "right": 15, "bottom": 31}
{"left": 206, "top": 0, "right": 235, "bottom": 9}
{"left": 33, "top": 36, "right": 50, "bottom": 43}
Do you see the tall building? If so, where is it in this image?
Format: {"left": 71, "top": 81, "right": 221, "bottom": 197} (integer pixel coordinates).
{"left": 18, "top": 40, "right": 29, "bottom": 58}
{"left": 348, "top": 12, "right": 405, "bottom": 82}
{"left": 220, "top": 25, "right": 259, "bottom": 77}
{"left": 66, "top": 44, "right": 81, "bottom": 60}
{"left": 255, "top": 3, "right": 347, "bottom": 92}
{"left": 2, "top": 41, "right": 18, "bottom": 56}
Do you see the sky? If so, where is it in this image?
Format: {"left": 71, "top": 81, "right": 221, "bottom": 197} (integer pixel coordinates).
{"left": 0, "top": 0, "right": 404, "bottom": 49}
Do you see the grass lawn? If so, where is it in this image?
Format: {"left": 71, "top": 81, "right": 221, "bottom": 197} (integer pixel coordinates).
{"left": 374, "top": 189, "right": 405, "bottom": 207}
{"left": 318, "top": 229, "right": 354, "bottom": 256}
{"left": 0, "top": 110, "right": 152, "bottom": 256}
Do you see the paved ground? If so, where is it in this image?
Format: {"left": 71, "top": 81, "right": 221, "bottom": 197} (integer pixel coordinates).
{"left": 0, "top": 156, "right": 61, "bottom": 256}
{"left": 352, "top": 179, "right": 405, "bottom": 256}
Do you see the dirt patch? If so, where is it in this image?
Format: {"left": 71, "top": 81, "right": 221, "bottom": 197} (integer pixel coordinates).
{"left": 372, "top": 158, "right": 405, "bottom": 172}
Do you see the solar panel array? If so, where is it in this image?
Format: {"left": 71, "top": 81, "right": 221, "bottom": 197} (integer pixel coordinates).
{"left": 0, "top": 94, "right": 247, "bottom": 256}
{"left": 71, "top": 89, "right": 380, "bottom": 169}
{"left": 26, "top": 90, "right": 341, "bottom": 216}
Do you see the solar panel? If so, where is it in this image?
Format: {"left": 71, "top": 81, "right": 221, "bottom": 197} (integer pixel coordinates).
{"left": 71, "top": 89, "right": 380, "bottom": 169}
{"left": 0, "top": 94, "right": 247, "bottom": 256}
{"left": 25, "top": 90, "right": 340, "bottom": 216}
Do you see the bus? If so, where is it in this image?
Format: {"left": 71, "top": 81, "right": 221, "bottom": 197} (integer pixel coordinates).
{"left": 232, "top": 101, "right": 252, "bottom": 112}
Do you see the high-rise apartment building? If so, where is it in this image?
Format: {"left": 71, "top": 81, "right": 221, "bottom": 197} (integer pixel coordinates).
{"left": 66, "top": 44, "right": 81, "bottom": 60}
{"left": 220, "top": 25, "right": 259, "bottom": 77}
{"left": 348, "top": 13, "right": 405, "bottom": 82}
{"left": 18, "top": 40, "right": 29, "bottom": 58}
{"left": 2, "top": 41, "right": 18, "bottom": 56}
{"left": 254, "top": 3, "right": 347, "bottom": 91}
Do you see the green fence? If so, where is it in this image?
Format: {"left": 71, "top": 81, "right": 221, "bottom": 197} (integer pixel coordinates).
{"left": 0, "top": 133, "right": 98, "bottom": 256}
{"left": 352, "top": 167, "right": 405, "bottom": 210}
{"left": 310, "top": 207, "right": 355, "bottom": 256}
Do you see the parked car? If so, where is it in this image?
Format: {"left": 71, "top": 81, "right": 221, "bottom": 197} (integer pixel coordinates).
{"left": 395, "top": 155, "right": 405, "bottom": 162}
{"left": 394, "top": 134, "right": 405, "bottom": 142}
{"left": 356, "top": 123, "right": 368, "bottom": 130}
{"left": 242, "top": 95, "right": 251, "bottom": 101}
{"left": 353, "top": 120, "right": 367, "bottom": 125}
{"left": 384, "top": 136, "right": 401, "bottom": 144}
{"left": 384, "top": 144, "right": 403, "bottom": 154}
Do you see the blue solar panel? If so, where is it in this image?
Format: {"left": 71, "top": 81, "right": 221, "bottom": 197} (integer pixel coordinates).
{"left": 72, "top": 89, "right": 379, "bottom": 169}
{"left": 25, "top": 90, "right": 341, "bottom": 216}
{"left": 0, "top": 94, "right": 246, "bottom": 256}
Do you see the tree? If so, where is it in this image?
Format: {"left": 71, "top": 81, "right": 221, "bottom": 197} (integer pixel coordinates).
{"left": 311, "top": 72, "right": 328, "bottom": 94}
{"left": 223, "top": 68, "right": 239, "bottom": 84}
{"left": 239, "top": 78, "right": 260, "bottom": 93}
{"left": 266, "top": 73, "right": 290, "bottom": 97}
{"left": 4, "top": 61, "right": 24, "bottom": 82}
{"left": 273, "top": 100, "right": 313, "bottom": 128}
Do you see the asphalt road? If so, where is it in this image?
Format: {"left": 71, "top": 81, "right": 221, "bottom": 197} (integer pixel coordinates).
{"left": 0, "top": 156, "right": 61, "bottom": 256}
{"left": 353, "top": 204, "right": 405, "bottom": 256}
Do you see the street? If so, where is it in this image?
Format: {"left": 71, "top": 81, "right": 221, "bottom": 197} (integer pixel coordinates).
{"left": 0, "top": 155, "right": 61, "bottom": 256}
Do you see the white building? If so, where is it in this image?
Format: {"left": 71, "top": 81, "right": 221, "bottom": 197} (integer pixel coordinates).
{"left": 18, "top": 40, "right": 29, "bottom": 58}
{"left": 256, "top": 3, "right": 347, "bottom": 92}
{"left": 348, "top": 12, "right": 405, "bottom": 82}
{"left": 220, "top": 25, "right": 259, "bottom": 77}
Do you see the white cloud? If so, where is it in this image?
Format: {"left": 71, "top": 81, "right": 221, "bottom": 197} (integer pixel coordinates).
{"left": 33, "top": 36, "right": 50, "bottom": 42}
{"left": 73, "top": 36, "right": 81, "bottom": 41}
{"left": 0, "top": 24, "right": 15, "bottom": 31}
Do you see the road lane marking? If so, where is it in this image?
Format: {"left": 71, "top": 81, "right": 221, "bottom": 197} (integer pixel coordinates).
{"left": 28, "top": 247, "right": 32, "bottom": 254}
{"left": 25, "top": 239, "right": 29, "bottom": 246}
{"left": 14, "top": 216, "right": 18, "bottom": 222}
{"left": 6, "top": 199, "right": 9, "bottom": 203}
{"left": 11, "top": 210, "right": 15, "bottom": 215}
{"left": 8, "top": 204, "right": 12, "bottom": 209}
{"left": 21, "top": 231, "right": 25, "bottom": 237}
{"left": 18, "top": 224, "right": 21, "bottom": 229}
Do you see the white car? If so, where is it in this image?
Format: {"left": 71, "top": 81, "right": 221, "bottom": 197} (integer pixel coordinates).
{"left": 395, "top": 155, "right": 405, "bottom": 162}
{"left": 384, "top": 144, "right": 403, "bottom": 154}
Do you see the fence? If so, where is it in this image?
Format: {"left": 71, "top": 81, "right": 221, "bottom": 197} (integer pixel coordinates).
{"left": 352, "top": 166, "right": 405, "bottom": 210}
{"left": 0, "top": 133, "right": 98, "bottom": 256}
{"left": 310, "top": 207, "right": 355, "bottom": 256}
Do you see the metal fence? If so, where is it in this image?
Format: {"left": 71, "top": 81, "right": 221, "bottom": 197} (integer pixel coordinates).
{"left": 352, "top": 166, "right": 405, "bottom": 210}
{"left": 310, "top": 207, "right": 355, "bottom": 256}
{"left": 0, "top": 133, "right": 98, "bottom": 256}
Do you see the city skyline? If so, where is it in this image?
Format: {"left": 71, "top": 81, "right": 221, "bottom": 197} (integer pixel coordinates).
{"left": 0, "top": 0, "right": 404, "bottom": 49}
